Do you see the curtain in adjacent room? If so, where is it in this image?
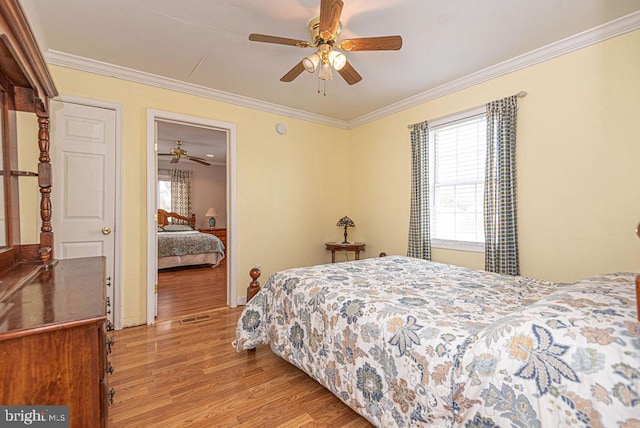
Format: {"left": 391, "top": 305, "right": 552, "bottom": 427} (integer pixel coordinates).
{"left": 407, "top": 120, "right": 431, "bottom": 260}
{"left": 484, "top": 95, "right": 519, "bottom": 275}
{"left": 170, "top": 169, "right": 193, "bottom": 218}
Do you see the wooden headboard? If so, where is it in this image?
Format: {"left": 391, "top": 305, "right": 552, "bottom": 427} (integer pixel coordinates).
{"left": 157, "top": 209, "right": 196, "bottom": 229}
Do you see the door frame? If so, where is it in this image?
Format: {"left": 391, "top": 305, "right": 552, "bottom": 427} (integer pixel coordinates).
{"left": 146, "top": 109, "right": 238, "bottom": 325}
{"left": 53, "top": 94, "right": 124, "bottom": 330}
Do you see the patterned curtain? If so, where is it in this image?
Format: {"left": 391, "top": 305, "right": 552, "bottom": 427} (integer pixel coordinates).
{"left": 484, "top": 95, "right": 519, "bottom": 275}
{"left": 170, "top": 169, "right": 193, "bottom": 218}
{"left": 407, "top": 121, "right": 431, "bottom": 260}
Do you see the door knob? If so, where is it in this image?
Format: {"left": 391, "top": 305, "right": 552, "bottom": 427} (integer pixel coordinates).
{"left": 102, "top": 226, "right": 111, "bottom": 235}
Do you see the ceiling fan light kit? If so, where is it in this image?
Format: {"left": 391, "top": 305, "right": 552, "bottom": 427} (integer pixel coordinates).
{"left": 303, "top": 44, "right": 346, "bottom": 81}
{"left": 248, "top": 0, "right": 402, "bottom": 91}
{"left": 329, "top": 50, "right": 346, "bottom": 71}
{"left": 303, "top": 52, "right": 320, "bottom": 73}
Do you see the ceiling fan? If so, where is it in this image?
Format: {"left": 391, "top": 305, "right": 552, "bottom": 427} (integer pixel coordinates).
{"left": 248, "top": 0, "right": 402, "bottom": 87}
{"left": 157, "top": 140, "right": 211, "bottom": 166}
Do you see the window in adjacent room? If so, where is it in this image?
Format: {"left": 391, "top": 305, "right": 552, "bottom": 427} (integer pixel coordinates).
{"left": 430, "top": 106, "right": 486, "bottom": 252}
{"left": 157, "top": 174, "right": 171, "bottom": 211}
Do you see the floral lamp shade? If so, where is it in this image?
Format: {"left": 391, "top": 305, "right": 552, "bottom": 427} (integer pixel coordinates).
{"left": 205, "top": 207, "right": 218, "bottom": 228}
{"left": 336, "top": 215, "right": 355, "bottom": 244}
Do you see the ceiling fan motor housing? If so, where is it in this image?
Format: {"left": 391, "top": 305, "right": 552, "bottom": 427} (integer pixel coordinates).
{"left": 308, "top": 17, "right": 341, "bottom": 46}
{"left": 159, "top": 140, "right": 212, "bottom": 165}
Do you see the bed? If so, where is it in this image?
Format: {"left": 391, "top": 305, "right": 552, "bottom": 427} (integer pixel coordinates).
{"left": 235, "top": 254, "right": 639, "bottom": 427}
{"left": 157, "top": 209, "right": 225, "bottom": 269}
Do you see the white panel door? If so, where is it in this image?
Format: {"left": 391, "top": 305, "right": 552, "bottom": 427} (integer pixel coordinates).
{"left": 51, "top": 100, "right": 116, "bottom": 325}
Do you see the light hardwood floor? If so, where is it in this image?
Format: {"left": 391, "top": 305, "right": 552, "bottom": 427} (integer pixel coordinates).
{"left": 157, "top": 260, "right": 227, "bottom": 321}
{"left": 107, "top": 307, "right": 372, "bottom": 427}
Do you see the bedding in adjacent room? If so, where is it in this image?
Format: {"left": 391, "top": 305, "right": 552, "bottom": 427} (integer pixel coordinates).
{"left": 157, "top": 229, "right": 225, "bottom": 269}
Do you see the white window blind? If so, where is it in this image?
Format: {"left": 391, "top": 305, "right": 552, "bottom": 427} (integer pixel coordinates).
{"left": 157, "top": 178, "right": 171, "bottom": 211}
{"left": 430, "top": 111, "right": 486, "bottom": 250}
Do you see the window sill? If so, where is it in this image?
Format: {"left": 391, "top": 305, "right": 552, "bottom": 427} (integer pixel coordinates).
{"left": 432, "top": 239, "right": 484, "bottom": 253}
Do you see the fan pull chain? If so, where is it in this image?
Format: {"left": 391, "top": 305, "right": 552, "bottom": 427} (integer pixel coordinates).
{"left": 316, "top": 76, "right": 328, "bottom": 96}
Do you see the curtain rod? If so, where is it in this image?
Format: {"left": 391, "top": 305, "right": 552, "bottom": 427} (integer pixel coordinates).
{"left": 407, "top": 91, "right": 527, "bottom": 129}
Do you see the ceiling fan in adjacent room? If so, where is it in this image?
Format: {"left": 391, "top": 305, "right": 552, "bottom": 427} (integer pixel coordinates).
{"left": 248, "top": 0, "right": 402, "bottom": 90}
{"left": 157, "top": 140, "right": 211, "bottom": 166}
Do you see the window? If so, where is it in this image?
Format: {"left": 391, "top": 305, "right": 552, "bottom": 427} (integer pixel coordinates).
{"left": 430, "top": 107, "right": 486, "bottom": 252}
{"left": 158, "top": 176, "right": 171, "bottom": 211}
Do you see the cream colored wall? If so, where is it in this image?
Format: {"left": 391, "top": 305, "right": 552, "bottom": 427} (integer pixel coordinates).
{"left": 37, "top": 66, "right": 349, "bottom": 326}
{"left": 350, "top": 29, "right": 640, "bottom": 282}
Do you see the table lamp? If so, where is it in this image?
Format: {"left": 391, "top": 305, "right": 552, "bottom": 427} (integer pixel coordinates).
{"left": 336, "top": 215, "right": 355, "bottom": 244}
{"left": 205, "top": 207, "right": 218, "bottom": 228}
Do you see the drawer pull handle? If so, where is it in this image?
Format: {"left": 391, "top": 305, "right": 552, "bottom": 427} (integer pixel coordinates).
{"left": 106, "top": 362, "right": 114, "bottom": 374}
{"left": 107, "top": 388, "right": 116, "bottom": 405}
{"left": 106, "top": 337, "right": 115, "bottom": 354}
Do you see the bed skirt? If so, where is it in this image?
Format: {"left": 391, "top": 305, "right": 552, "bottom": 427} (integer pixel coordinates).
{"left": 158, "top": 252, "right": 224, "bottom": 269}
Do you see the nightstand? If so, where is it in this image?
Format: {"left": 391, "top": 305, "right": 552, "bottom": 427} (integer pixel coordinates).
{"left": 199, "top": 228, "right": 227, "bottom": 251}
{"left": 325, "top": 242, "right": 365, "bottom": 263}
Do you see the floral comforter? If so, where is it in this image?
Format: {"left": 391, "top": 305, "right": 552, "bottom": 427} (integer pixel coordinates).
{"left": 157, "top": 230, "right": 224, "bottom": 258}
{"left": 235, "top": 256, "right": 640, "bottom": 427}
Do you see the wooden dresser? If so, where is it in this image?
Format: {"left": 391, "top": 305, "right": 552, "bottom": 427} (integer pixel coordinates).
{"left": 199, "top": 228, "right": 227, "bottom": 251}
{"left": 0, "top": 257, "right": 111, "bottom": 427}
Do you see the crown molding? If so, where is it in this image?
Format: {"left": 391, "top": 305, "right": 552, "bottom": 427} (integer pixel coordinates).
{"left": 43, "top": 10, "right": 640, "bottom": 131}
{"left": 348, "top": 10, "right": 640, "bottom": 129}
{"left": 44, "top": 50, "right": 350, "bottom": 130}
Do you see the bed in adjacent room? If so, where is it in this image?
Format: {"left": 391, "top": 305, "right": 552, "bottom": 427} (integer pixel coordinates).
{"left": 235, "top": 254, "right": 639, "bottom": 427}
{"left": 157, "top": 209, "right": 225, "bottom": 269}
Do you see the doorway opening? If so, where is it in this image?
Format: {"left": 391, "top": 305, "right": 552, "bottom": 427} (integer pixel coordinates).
{"left": 146, "top": 110, "right": 237, "bottom": 325}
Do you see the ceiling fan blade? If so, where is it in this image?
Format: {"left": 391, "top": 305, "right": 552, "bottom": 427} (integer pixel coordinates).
{"left": 249, "top": 34, "right": 311, "bottom": 48}
{"left": 158, "top": 153, "right": 173, "bottom": 156}
{"left": 319, "top": 0, "right": 343, "bottom": 40}
{"left": 340, "top": 35, "right": 403, "bottom": 51}
{"left": 185, "top": 156, "right": 212, "bottom": 166}
{"left": 338, "top": 61, "right": 362, "bottom": 85}
{"left": 170, "top": 157, "right": 179, "bottom": 164}
{"left": 280, "top": 61, "right": 305, "bottom": 82}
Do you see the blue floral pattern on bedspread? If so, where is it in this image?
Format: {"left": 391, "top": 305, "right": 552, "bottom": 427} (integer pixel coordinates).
{"left": 234, "top": 256, "right": 639, "bottom": 427}
{"left": 157, "top": 231, "right": 224, "bottom": 258}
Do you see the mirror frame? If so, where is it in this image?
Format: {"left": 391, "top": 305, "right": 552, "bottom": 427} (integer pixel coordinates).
{"left": 0, "top": 0, "right": 57, "bottom": 274}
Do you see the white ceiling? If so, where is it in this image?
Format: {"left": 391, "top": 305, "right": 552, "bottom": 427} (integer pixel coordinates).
{"left": 156, "top": 121, "right": 227, "bottom": 166}
{"left": 22, "top": 0, "right": 640, "bottom": 128}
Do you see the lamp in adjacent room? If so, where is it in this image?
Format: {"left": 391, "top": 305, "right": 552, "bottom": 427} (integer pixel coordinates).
{"left": 205, "top": 207, "right": 218, "bottom": 228}
{"left": 336, "top": 215, "right": 355, "bottom": 244}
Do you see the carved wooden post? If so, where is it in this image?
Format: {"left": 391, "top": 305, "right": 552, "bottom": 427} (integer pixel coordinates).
{"left": 247, "top": 268, "right": 261, "bottom": 302}
{"left": 37, "top": 111, "right": 53, "bottom": 256}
